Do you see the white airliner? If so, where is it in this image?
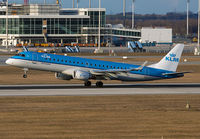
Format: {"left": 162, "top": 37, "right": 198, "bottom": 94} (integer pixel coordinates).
{"left": 6, "top": 44, "right": 188, "bottom": 87}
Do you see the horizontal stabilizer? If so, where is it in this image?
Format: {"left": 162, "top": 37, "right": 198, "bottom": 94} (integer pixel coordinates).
{"left": 163, "top": 71, "right": 191, "bottom": 76}
{"left": 162, "top": 71, "right": 191, "bottom": 77}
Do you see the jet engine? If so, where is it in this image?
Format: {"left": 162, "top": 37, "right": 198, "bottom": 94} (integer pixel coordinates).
{"left": 72, "top": 70, "right": 91, "bottom": 80}
{"left": 55, "top": 72, "right": 72, "bottom": 80}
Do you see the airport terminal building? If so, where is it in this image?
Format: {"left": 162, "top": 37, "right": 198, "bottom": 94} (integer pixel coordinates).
{"left": 0, "top": 2, "right": 141, "bottom": 46}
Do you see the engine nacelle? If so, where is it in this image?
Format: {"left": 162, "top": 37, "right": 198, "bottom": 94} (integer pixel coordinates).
{"left": 73, "top": 70, "right": 91, "bottom": 80}
{"left": 55, "top": 72, "right": 72, "bottom": 80}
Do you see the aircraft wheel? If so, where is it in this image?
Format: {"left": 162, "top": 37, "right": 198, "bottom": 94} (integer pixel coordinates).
{"left": 23, "top": 74, "right": 27, "bottom": 78}
{"left": 84, "top": 81, "right": 92, "bottom": 87}
{"left": 96, "top": 81, "right": 103, "bottom": 87}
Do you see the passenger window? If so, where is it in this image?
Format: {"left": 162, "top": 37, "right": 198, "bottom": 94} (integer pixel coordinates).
{"left": 57, "top": 59, "right": 59, "bottom": 62}
{"left": 61, "top": 60, "right": 63, "bottom": 62}
{"left": 65, "top": 60, "right": 67, "bottom": 62}
{"left": 77, "top": 62, "right": 79, "bottom": 64}
{"left": 53, "top": 59, "right": 55, "bottom": 61}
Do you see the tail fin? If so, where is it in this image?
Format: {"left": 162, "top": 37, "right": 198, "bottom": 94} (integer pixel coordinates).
{"left": 149, "top": 44, "right": 184, "bottom": 72}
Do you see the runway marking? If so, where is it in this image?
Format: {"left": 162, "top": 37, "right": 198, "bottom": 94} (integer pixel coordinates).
{"left": 0, "top": 84, "right": 200, "bottom": 96}
{"left": 0, "top": 83, "right": 200, "bottom": 90}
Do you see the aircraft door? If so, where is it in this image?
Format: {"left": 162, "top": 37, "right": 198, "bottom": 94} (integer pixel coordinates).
{"left": 32, "top": 54, "right": 38, "bottom": 61}
{"left": 144, "top": 68, "right": 149, "bottom": 75}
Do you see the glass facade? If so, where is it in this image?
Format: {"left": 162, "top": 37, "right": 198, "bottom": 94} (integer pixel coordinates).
{"left": 0, "top": 7, "right": 141, "bottom": 45}
{"left": 0, "top": 18, "right": 5, "bottom": 34}
{"left": 82, "top": 27, "right": 141, "bottom": 38}
{"left": 0, "top": 11, "right": 106, "bottom": 35}
{"left": 0, "top": 18, "right": 43, "bottom": 34}
{"left": 112, "top": 29, "right": 141, "bottom": 37}
{"left": 88, "top": 11, "right": 106, "bottom": 27}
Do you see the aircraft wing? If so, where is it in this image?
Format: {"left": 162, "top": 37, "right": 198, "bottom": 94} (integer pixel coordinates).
{"left": 90, "top": 61, "right": 148, "bottom": 75}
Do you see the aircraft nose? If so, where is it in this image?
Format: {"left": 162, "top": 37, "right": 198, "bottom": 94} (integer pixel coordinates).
{"left": 5, "top": 59, "right": 12, "bottom": 65}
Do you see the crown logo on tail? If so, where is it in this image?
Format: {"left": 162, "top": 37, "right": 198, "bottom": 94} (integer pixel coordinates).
{"left": 169, "top": 53, "right": 176, "bottom": 58}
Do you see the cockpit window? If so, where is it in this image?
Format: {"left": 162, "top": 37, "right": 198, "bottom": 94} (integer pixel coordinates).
{"left": 15, "top": 54, "right": 25, "bottom": 57}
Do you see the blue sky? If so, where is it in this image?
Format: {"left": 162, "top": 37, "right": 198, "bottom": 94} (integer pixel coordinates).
{"left": 9, "top": 0, "right": 199, "bottom": 14}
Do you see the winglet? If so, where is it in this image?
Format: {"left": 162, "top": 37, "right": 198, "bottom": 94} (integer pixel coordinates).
{"left": 132, "top": 61, "right": 148, "bottom": 71}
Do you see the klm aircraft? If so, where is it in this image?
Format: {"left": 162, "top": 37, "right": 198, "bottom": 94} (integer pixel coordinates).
{"left": 6, "top": 44, "right": 188, "bottom": 87}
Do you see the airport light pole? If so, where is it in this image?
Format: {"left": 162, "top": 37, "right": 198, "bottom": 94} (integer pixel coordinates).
{"left": 73, "top": 0, "right": 75, "bottom": 8}
{"left": 94, "top": 0, "right": 103, "bottom": 53}
{"left": 187, "top": 0, "right": 190, "bottom": 36}
{"left": 89, "top": 0, "right": 91, "bottom": 8}
{"left": 98, "top": 0, "right": 101, "bottom": 50}
{"left": 132, "top": 0, "right": 135, "bottom": 29}
{"left": 77, "top": 0, "right": 79, "bottom": 8}
{"left": 123, "top": 0, "right": 126, "bottom": 27}
{"left": 6, "top": 0, "right": 8, "bottom": 49}
{"left": 198, "top": 0, "right": 200, "bottom": 52}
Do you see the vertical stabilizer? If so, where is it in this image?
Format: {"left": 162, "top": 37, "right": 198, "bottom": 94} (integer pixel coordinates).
{"left": 149, "top": 44, "right": 184, "bottom": 72}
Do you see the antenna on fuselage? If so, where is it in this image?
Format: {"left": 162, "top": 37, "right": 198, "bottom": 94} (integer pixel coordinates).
{"left": 23, "top": 46, "right": 29, "bottom": 52}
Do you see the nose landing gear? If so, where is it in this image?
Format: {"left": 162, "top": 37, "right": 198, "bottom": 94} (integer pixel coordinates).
{"left": 23, "top": 68, "right": 28, "bottom": 78}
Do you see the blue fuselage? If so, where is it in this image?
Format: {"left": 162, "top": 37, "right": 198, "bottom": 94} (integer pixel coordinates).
{"left": 6, "top": 51, "right": 179, "bottom": 81}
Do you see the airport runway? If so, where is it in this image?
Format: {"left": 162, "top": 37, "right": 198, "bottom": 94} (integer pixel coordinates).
{"left": 0, "top": 56, "right": 9, "bottom": 66}
{"left": 0, "top": 83, "right": 200, "bottom": 96}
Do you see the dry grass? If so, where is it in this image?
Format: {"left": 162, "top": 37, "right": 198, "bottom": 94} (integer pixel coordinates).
{"left": 0, "top": 95, "right": 200, "bottom": 139}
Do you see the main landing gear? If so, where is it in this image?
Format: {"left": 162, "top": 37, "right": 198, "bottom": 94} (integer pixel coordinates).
{"left": 84, "top": 81, "right": 104, "bottom": 87}
{"left": 96, "top": 81, "right": 103, "bottom": 87}
{"left": 23, "top": 68, "right": 28, "bottom": 78}
{"left": 84, "top": 81, "right": 92, "bottom": 87}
